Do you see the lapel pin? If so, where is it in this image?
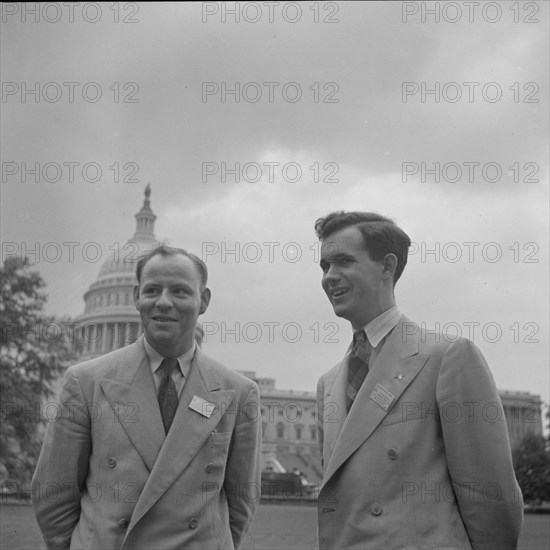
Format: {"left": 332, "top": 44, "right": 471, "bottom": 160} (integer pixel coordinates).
{"left": 189, "top": 395, "right": 216, "bottom": 418}
{"left": 370, "top": 383, "right": 395, "bottom": 411}
{"left": 395, "top": 374, "right": 404, "bottom": 380}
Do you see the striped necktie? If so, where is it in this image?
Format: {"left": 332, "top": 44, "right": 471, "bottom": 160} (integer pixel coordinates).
{"left": 346, "top": 330, "right": 372, "bottom": 412}
{"left": 158, "top": 358, "right": 179, "bottom": 433}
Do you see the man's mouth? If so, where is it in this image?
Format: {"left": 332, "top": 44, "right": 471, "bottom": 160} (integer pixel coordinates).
{"left": 152, "top": 315, "right": 177, "bottom": 322}
{"left": 330, "top": 288, "right": 349, "bottom": 298}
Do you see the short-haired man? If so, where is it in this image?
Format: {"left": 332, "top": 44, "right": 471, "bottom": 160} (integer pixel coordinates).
{"left": 33, "top": 245, "right": 261, "bottom": 550}
{"left": 315, "top": 211, "right": 523, "bottom": 550}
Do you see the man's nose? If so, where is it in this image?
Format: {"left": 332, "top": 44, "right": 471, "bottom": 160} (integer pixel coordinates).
{"left": 321, "top": 266, "right": 340, "bottom": 288}
{"left": 323, "top": 264, "right": 340, "bottom": 283}
{"left": 155, "top": 289, "right": 173, "bottom": 308}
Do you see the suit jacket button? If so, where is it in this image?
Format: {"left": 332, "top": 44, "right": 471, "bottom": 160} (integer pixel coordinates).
{"left": 370, "top": 503, "right": 383, "bottom": 516}
{"left": 108, "top": 457, "right": 117, "bottom": 468}
{"left": 205, "top": 463, "right": 214, "bottom": 473}
{"left": 118, "top": 518, "right": 129, "bottom": 529}
{"left": 189, "top": 518, "right": 199, "bottom": 529}
{"left": 387, "top": 448, "right": 398, "bottom": 460}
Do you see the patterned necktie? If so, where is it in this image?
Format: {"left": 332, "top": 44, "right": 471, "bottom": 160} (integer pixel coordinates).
{"left": 346, "top": 330, "right": 372, "bottom": 412}
{"left": 158, "top": 358, "right": 179, "bottom": 434}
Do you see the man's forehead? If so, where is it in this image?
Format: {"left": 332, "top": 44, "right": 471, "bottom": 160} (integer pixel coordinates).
{"left": 321, "top": 227, "right": 364, "bottom": 258}
{"left": 320, "top": 239, "right": 343, "bottom": 259}
{"left": 141, "top": 254, "right": 198, "bottom": 278}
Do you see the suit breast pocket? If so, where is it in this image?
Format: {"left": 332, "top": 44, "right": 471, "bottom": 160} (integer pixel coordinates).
{"left": 210, "top": 430, "right": 233, "bottom": 446}
{"left": 380, "top": 401, "right": 434, "bottom": 426}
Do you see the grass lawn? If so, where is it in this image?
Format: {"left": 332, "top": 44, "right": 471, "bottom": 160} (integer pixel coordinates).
{"left": 1, "top": 500, "right": 548, "bottom": 549}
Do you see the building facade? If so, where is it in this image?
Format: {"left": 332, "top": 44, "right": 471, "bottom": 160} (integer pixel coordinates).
{"left": 242, "top": 374, "right": 544, "bottom": 486}
{"left": 500, "top": 390, "right": 544, "bottom": 449}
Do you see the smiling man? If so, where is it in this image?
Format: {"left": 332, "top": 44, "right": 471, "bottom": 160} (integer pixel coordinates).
{"left": 33, "top": 245, "right": 261, "bottom": 550}
{"left": 315, "top": 211, "right": 523, "bottom": 550}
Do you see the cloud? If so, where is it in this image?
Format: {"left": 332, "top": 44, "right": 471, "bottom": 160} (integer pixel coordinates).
{"left": 2, "top": 3, "right": 547, "bottom": 400}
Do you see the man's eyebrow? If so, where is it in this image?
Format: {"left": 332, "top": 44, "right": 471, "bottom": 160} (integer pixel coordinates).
{"left": 171, "top": 282, "right": 193, "bottom": 289}
{"left": 321, "top": 252, "right": 354, "bottom": 263}
{"left": 320, "top": 253, "right": 355, "bottom": 270}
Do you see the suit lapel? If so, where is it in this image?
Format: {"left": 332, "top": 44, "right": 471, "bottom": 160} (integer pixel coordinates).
{"left": 322, "top": 317, "right": 429, "bottom": 487}
{"left": 129, "top": 348, "right": 235, "bottom": 529}
{"left": 322, "top": 347, "right": 351, "bottom": 461}
{"left": 99, "top": 338, "right": 165, "bottom": 472}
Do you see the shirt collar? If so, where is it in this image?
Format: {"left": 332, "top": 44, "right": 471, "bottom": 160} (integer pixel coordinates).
{"left": 359, "top": 306, "right": 402, "bottom": 348}
{"left": 143, "top": 337, "right": 196, "bottom": 379}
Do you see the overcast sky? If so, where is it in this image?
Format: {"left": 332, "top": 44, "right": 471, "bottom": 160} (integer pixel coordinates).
{"left": 2, "top": 2, "right": 549, "bottom": 406}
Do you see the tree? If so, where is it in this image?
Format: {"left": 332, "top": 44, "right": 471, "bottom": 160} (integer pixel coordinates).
{"left": 512, "top": 431, "right": 550, "bottom": 506}
{"left": 0, "top": 257, "right": 75, "bottom": 484}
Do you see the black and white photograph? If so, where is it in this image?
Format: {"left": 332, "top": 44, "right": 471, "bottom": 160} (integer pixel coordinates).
{"left": 1, "top": 2, "right": 549, "bottom": 549}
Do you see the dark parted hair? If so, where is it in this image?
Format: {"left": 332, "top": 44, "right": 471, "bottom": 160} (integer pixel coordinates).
{"left": 314, "top": 211, "right": 411, "bottom": 284}
{"left": 136, "top": 244, "right": 208, "bottom": 289}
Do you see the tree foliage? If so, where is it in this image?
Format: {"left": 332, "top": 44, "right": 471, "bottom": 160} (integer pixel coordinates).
{"left": 1, "top": 257, "right": 75, "bottom": 483}
{"left": 512, "top": 431, "right": 550, "bottom": 505}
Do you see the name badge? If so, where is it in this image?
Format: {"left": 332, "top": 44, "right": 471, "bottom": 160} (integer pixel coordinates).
{"left": 189, "top": 395, "right": 215, "bottom": 418}
{"left": 370, "top": 383, "right": 395, "bottom": 411}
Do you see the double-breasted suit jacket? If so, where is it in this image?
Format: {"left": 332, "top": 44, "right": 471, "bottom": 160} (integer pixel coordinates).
{"left": 32, "top": 337, "right": 261, "bottom": 550}
{"left": 317, "top": 316, "right": 523, "bottom": 550}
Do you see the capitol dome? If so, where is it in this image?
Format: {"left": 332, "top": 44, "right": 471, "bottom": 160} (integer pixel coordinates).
{"left": 74, "top": 185, "right": 203, "bottom": 359}
{"left": 74, "top": 185, "right": 158, "bottom": 358}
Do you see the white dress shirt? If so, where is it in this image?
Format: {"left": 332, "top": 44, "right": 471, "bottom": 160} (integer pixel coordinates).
{"left": 143, "top": 338, "right": 196, "bottom": 397}
{"left": 355, "top": 306, "right": 402, "bottom": 367}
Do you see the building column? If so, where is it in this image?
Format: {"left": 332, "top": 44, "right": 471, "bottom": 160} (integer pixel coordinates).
{"left": 109, "top": 323, "right": 115, "bottom": 352}
{"left": 81, "top": 326, "right": 86, "bottom": 353}
{"left": 88, "top": 325, "right": 93, "bottom": 353}
{"left": 117, "top": 322, "right": 124, "bottom": 348}
{"left": 90, "top": 325, "right": 97, "bottom": 354}
{"left": 101, "top": 323, "right": 108, "bottom": 353}
{"left": 110, "top": 322, "right": 117, "bottom": 350}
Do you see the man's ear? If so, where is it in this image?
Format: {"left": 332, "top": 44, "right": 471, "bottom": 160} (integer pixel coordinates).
{"left": 133, "top": 284, "right": 140, "bottom": 310}
{"left": 382, "top": 254, "right": 398, "bottom": 280}
{"left": 200, "top": 288, "right": 211, "bottom": 315}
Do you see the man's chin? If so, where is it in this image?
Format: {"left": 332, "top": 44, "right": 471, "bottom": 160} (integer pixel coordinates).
{"left": 147, "top": 327, "right": 196, "bottom": 347}
{"left": 332, "top": 305, "right": 351, "bottom": 321}
{"left": 147, "top": 327, "right": 177, "bottom": 345}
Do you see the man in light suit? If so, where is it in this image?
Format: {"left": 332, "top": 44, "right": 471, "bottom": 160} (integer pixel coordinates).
{"left": 32, "top": 245, "right": 261, "bottom": 550}
{"left": 315, "top": 211, "right": 523, "bottom": 550}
